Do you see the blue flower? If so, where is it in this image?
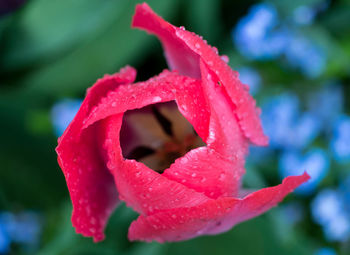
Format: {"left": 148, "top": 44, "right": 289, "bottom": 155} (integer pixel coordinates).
{"left": 0, "top": 211, "right": 42, "bottom": 251}
{"left": 233, "top": 3, "right": 327, "bottom": 78}
{"left": 279, "top": 148, "right": 329, "bottom": 195}
{"left": 284, "top": 35, "right": 326, "bottom": 78}
{"left": 0, "top": 223, "right": 10, "bottom": 254}
{"left": 237, "top": 67, "right": 262, "bottom": 95}
{"left": 307, "top": 83, "right": 344, "bottom": 131}
{"left": 292, "top": 6, "right": 316, "bottom": 25}
{"left": 261, "top": 93, "right": 321, "bottom": 150}
{"left": 315, "top": 247, "right": 337, "bottom": 255}
{"left": 311, "top": 189, "right": 350, "bottom": 242}
{"left": 339, "top": 175, "right": 350, "bottom": 212}
{"left": 233, "top": 3, "right": 286, "bottom": 60}
{"left": 330, "top": 115, "right": 350, "bottom": 163}
{"left": 51, "top": 98, "right": 82, "bottom": 137}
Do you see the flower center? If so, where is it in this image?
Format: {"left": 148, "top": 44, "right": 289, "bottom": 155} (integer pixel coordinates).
{"left": 120, "top": 101, "right": 205, "bottom": 173}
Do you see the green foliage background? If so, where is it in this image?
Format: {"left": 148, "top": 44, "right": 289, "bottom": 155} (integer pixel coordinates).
{"left": 0, "top": 0, "right": 349, "bottom": 254}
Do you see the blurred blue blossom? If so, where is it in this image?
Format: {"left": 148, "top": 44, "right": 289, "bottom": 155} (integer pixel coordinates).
{"left": 307, "top": 84, "right": 344, "bottom": 131}
{"left": 330, "top": 115, "right": 350, "bottom": 163}
{"left": 51, "top": 98, "right": 82, "bottom": 137}
{"left": 233, "top": 2, "right": 327, "bottom": 78}
{"left": 0, "top": 211, "right": 42, "bottom": 253}
{"left": 233, "top": 3, "right": 285, "bottom": 60}
{"left": 311, "top": 189, "right": 350, "bottom": 242}
{"left": 237, "top": 67, "right": 262, "bottom": 95}
{"left": 339, "top": 175, "right": 350, "bottom": 212}
{"left": 292, "top": 6, "right": 316, "bottom": 25}
{"left": 315, "top": 247, "right": 337, "bottom": 255}
{"left": 279, "top": 148, "right": 329, "bottom": 195}
{"left": 284, "top": 35, "right": 326, "bottom": 78}
{"left": 0, "top": 224, "right": 10, "bottom": 254}
{"left": 261, "top": 92, "right": 321, "bottom": 150}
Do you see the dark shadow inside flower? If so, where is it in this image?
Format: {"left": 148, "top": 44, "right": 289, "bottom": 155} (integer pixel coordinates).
{"left": 120, "top": 101, "right": 206, "bottom": 173}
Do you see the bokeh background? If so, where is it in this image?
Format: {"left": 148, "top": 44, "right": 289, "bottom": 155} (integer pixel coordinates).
{"left": 1, "top": 0, "right": 350, "bottom": 254}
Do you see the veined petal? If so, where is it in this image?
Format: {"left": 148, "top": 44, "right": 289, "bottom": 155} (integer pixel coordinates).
{"left": 56, "top": 66, "right": 136, "bottom": 242}
{"left": 128, "top": 172, "right": 310, "bottom": 242}
{"left": 132, "top": 3, "right": 268, "bottom": 146}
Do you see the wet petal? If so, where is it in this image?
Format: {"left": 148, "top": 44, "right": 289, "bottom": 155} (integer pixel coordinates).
{"left": 132, "top": 3, "right": 268, "bottom": 146}
{"left": 128, "top": 172, "right": 310, "bottom": 242}
{"left": 56, "top": 66, "right": 136, "bottom": 242}
{"left": 132, "top": 3, "right": 200, "bottom": 78}
{"left": 102, "top": 116, "right": 210, "bottom": 215}
{"left": 200, "top": 59, "right": 248, "bottom": 158}
{"left": 163, "top": 147, "right": 244, "bottom": 199}
{"left": 82, "top": 70, "right": 197, "bottom": 130}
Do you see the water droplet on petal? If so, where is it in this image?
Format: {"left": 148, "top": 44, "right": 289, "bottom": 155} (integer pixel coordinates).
{"left": 219, "top": 173, "right": 226, "bottom": 181}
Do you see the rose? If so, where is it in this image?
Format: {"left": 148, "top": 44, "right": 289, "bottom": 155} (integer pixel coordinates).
{"left": 56, "top": 3, "right": 309, "bottom": 243}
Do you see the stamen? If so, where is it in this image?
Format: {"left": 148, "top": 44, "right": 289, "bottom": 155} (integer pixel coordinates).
{"left": 120, "top": 102, "right": 205, "bottom": 173}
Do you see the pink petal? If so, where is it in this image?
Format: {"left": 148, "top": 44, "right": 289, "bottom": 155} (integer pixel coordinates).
{"left": 163, "top": 147, "right": 244, "bottom": 199}
{"left": 200, "top": 59, "right": 248, "bottom": 158}
{"left": 162, "top": 61, "right": 249, "bottom": 198}
{"left": 83, "top": 68, "right": 210, "bottom": 143}
{"left": 175, "top": 30, "right": 268, "bottom": 146}
{"left": 132, "top": 3, "right": 201, "bottom": 78}
{"left": 83, "top": 70, "right": 192, "bottom": 130}
{"left": 128, "top": 172, "right": 310, "bottom": 242}
{"left": 171, "top": 77, "right": 210, "bottom": 141}
{"left": 56, "top": 66, "right": 136, "bottom": 242}
{"left": 132, "top": 3, "right": 268, "bottom": 146}
{"left": 102, "top": 115, "right": 210, "bottom": 215}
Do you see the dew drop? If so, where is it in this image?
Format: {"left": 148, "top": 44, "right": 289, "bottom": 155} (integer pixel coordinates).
{"left": 219, "top": 173, "right": 226, "bottom": 181}
{"left": 90, "top": 217, "right": 97, "bottom": 225}
{"left": 153, "top": 96, "right": 162, "bottom": 102}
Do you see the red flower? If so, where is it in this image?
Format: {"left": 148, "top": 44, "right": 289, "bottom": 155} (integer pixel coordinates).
{"left": 56, "top": 3, "right": 309, "bottom": 243}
